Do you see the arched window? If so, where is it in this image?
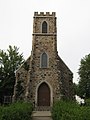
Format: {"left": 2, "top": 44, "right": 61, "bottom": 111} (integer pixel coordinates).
{"left": 42, "top": 21, "right": 47, "bottom": 33}
{"left": 41, "top": 53, "right": 48, "bottom": 68}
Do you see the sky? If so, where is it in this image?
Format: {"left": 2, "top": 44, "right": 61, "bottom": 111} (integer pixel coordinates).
{"left": 0, "top": 0, "right": 90, "bottom": 83}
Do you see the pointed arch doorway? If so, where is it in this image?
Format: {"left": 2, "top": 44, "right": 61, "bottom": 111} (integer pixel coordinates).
{"left": 38, "top": 82, "right": 50, "bottom": 106}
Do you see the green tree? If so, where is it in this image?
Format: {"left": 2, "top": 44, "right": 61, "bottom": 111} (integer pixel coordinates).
{"left": 78, "top": 54, "right": 90, "bottom": 98}
{"left": 0, "top": 45, "right": 24, "bottom": 104}
{"left": 73, "top": 83, "right": 78, "bottom": 95}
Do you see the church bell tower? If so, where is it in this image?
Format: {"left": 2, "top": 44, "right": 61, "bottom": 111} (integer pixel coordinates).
{"left": 31, "top": 12, "right": 60, "bottom": 107}
{"left": 32, "top": 12, "right": 57, "bottom": 59}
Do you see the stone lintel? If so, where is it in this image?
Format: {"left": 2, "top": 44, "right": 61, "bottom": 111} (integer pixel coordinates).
{"left": 32, "top": 33, "right": 57, "bottom": 36}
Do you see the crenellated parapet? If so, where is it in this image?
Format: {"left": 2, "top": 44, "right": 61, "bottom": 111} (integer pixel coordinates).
{"left": 34, "top": 12, "right": 56, "bottom": 17}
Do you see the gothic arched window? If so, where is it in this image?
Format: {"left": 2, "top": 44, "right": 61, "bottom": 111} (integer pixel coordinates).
{"left": 42, "top": 21, "right": 47, "bottom": 33}
{"left": 41, "top": 53, "right": 48, "bottom": 68}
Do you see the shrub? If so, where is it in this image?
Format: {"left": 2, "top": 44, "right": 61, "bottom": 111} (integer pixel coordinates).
{"left": 0, "top": 101, "right": 33, "bottom": 120}
{"left": 85, "top": 99, "right": 90, "bottom": 106}
{"left": 52, "top": 100, "right": 90, "bottom": 120}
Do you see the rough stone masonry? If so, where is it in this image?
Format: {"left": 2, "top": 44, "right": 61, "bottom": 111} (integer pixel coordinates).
{"left": 13, "top": 12, "right": 74, "bottom": 108}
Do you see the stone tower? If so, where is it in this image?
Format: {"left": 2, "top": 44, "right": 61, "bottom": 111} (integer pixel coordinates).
{"left": 13, "top": 12, "right": 74, "bottom": 108}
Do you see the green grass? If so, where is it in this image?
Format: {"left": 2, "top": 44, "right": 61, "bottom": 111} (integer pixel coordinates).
{"left": 0, "top": 101, "right": 33, "bottom": 120}
{"left": 52, "top": 100, "right": 90, "bottom": 120}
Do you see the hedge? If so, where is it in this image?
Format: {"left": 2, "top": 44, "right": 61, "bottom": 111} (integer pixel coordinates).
{"left": 0, "top": 101, "right": 33, "bottom": 120}
{"left": 52, "top": 100, "right": 90, "bottom": 120}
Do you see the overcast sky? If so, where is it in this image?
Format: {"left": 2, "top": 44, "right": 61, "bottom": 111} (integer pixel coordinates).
{"left": 0, "top": 0, "right": 90, "bottom": 83}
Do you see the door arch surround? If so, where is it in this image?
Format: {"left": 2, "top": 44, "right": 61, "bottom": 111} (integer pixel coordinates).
{"left": 35, "top": 81, "right": 53, "bottom": 107}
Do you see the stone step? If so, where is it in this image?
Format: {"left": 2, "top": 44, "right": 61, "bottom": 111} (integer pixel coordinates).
{"left": 32, "top": 116, "right": 52, "bottom": 120}
{"left": 32, "top": 111, "right": 52, "bottom": 120}
{"left": 35, "top": 106, "right": 51, "bottom": 111}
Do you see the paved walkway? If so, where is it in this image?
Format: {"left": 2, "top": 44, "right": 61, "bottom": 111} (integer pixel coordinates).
{"left": 32, "top": 111, "right": 52, "bottom": 120}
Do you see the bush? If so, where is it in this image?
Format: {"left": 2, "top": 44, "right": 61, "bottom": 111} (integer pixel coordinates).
{"left": 85, "top": 99, "right": 90, "bottom": 106}
{"left": 0, "top": 101, "right": 33, "bottom": 120}
{"left": 52, "top": 100, "right": 90, "bottom": 120}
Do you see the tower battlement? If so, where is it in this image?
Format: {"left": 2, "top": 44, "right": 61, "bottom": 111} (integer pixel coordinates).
{"left": 34, "top": 12, "right": 56, "bottom": 17}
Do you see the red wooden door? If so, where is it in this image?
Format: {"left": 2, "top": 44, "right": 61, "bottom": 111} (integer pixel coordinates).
{"left": 38, "top": 83, "right": 50, "bottom": 106}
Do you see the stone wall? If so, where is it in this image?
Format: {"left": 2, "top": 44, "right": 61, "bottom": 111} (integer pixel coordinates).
{"left": 13, "top": 56, "right": 30, "bottom": 101}
{"left": 13, "top": 12, "right": 74, "bottom": 106}
{"left": 57, "top": 56, "right": 74, "bottom": 100}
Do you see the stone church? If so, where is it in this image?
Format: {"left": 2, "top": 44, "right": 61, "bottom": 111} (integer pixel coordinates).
{"left": 13, "top": 12, "right": 74, "bottom": 108}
